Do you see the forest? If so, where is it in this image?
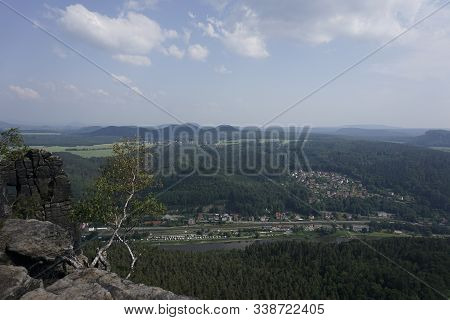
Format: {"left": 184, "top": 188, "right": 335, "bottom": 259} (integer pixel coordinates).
{"left": 84, "top": 238, "right": 450, "bottom": 300}
{"left": 57, "top": 136, "right": 450, "bottom": 223}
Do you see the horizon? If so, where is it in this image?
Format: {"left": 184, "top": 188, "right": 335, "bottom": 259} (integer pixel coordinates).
{"left": 1, "top": 119, "right": 450, "bottom": 131}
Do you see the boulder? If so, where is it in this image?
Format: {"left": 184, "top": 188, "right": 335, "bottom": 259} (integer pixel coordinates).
{"left": 0, "top": 219, "right": 74, "bottom": 261}
{"left": 0, "top": 265, "right": 42, "bottom": 299}
{"left": 21, "top": 268, "right": 189, "bottom": 300}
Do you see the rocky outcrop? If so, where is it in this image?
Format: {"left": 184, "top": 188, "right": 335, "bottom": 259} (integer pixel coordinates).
{"left": 0, "top": 219, "right": 188, "bottom": 300}
{"left": 0, "top": 265, "right": 42, "bottom": 299}
{"left": 0, "top": 150, "right": 188, "bottom": 300}
{"left": 0, "top": 149, "right": 73, "bottom": 232}
{"left": 0, "top": 219, "right": 84, "bottom": 280}
{"left": 21, "top": 268, "right": 187, "bottom": 300}
{"left": 0, "top": 219, "right": 74, "bottom": 261}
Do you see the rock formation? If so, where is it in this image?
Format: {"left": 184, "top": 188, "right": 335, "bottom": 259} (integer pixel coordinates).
{"left": 21, "top": 268, "right": 187, "bottom": 300}
{"left": 0, "top": 219, "right": 187, "bottom": 300}
{"left": 0, "top": 219, "right": 83, "bottom": 280}
{"left": 0, "top": 149, "right": 73, "bottom": 232}
{"left": 0, "top": 150, "right": 187, "bottom": 300}
{"left": 0, "top": 265, "right": 42, "bottom": 299}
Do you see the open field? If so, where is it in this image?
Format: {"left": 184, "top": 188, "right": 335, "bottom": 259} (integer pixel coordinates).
{"left": 32, "top": 144, "right": 114, "bottom": 158}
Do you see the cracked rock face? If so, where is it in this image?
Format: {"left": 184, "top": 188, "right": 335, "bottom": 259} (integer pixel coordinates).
{"left": 0, "top": 219, "right": 79, "bottom": 282}
{"left": 21, "top": 268, "right": 188, "bottom": 300}
{"left": 0, "top": 149, "right": 73, "bottom": 232}
{"left": 0, "top": 219, "right": 74, "bottom": 261}
{"left": 0, "top": 265, "right": 42, "bottom": 299}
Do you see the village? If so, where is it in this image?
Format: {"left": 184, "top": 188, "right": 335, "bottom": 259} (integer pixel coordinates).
{"left": 82, "top": 170, "right": 413, "bottom": 244}
{"left": 292, "top": 170, "right": 370, "bottom": 201}
{"left": 83, "top": 208, "right": 404, "bottom": 244}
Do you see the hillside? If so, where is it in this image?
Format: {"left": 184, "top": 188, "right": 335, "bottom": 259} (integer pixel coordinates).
{"left": 410, "top": 130, "right": 450, "bottom": 147}
{"left": 103, "top": 238, "right": 450, "bottom": 299}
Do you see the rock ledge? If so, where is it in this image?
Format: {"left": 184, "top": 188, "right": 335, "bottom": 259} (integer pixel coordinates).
{"left": 0, "top": 219, "right": 189, "bottom": 300}
{"left": 21, "top": 268, "right": 187, "bottom": 300}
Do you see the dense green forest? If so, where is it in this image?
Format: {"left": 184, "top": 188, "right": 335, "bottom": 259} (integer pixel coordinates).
{"left": 154, "top": 138, "right": 450, "bottom": 220}
{"left": 303, "top": 140, "right": 450, "bottom": 215}
{"left": 57, "top": 153, "right": 105, "bottom": 198}
{"left": 57, "top": 136, "right": 450, "bottom": 222}
{"left": 156, "top": 174, "right": 311, "bottom": 215}
{"left": 85, "top": 238, "right": 450, "bottom": 299}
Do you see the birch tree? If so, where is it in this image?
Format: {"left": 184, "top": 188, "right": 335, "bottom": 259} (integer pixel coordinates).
{"left": 77, "top": 139, "right": 164, "bottom": 279}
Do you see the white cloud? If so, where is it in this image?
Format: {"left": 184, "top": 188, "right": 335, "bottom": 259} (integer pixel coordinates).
{"left": 198, "top": 0, "right": 439, "bottom": 59}
{"left": 221, "top": 23, "right": 269, "bottom": 58}
{"left": 58, "top": 4, "right": 177, "bottom": 56}
{"left": 188, "top": 11, "right": 196, "bottom": 19}
{"left": 9, "top": 85, "right": 40, "bottom": 100}
{"left": 197, "top": 6, "right": 269, "bottom": 58}
{"left": 198, "top": 21, "right": 219, "bottom": 38}
{"left": 188, "top": 44, "right": 209, "bottom": 61}
{"left": 124, "top": 0, "right": 159, "bottom": 11}
{"left": 371, "top": 7, "right": 450, "bottom": 80}
{"left": 214, "top": 65, "right": 232, "bottom": 74}
{"left": 113, "top": 54, "right": 151, "bottom": 66}
{"left": 241, "top": 0, "right": 428, "bottom": 44}
{"left": 166, "top": 45, "right": 185, "bottom": 59}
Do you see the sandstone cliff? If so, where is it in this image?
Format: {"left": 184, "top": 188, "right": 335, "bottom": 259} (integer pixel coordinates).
{"left": 0, "top": 149, "right": 72, "bottom": 230}
{"left": 0, "top": 219, "right": 187, "bottom": 300}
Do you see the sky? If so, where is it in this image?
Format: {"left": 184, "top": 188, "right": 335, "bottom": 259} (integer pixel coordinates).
{"left": 0, "top": 0, "right": 450, "bottom": 128}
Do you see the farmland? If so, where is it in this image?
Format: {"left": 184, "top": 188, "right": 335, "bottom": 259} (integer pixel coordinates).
{"left": 32, "top": 144, "right": 114, "bottom": 158}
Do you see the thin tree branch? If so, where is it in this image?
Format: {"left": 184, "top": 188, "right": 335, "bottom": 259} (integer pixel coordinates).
{"left": 116, "top": 233, "right": 138, "bottom": 280}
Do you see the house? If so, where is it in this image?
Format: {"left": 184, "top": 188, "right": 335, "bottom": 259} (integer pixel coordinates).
{"left": 275, "top": 212, "right": 285, "bottom": 220}
{"left": 352, "top": 225, "right": 370, "bottom": 232}
{"left": 322, "top": 211, "right": 333, "bottom": 220}
{"left": 377, "top": 211, "right": 392, "bottom": 219}
{"left": 162, "top": 214, "right": 181, "bottom": 221}
{"left": 221, "top": 214, "right": 233, "bottom": 222}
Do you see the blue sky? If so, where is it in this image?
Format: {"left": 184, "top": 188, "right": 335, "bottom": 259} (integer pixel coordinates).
{"left": 1, "top": 0, "right": 450, "bottom": 128}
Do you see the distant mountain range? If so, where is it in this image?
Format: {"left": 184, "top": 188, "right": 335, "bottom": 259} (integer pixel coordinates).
{"left": 87, "top": 125, "right": 450, "bottom": 148}
{"left": 331, "top": 128, "right": 428, "bottom": 139}
{"left": 409, "top": 130, "right": 450, "bottom": 147}
{"left": 0, "top": 121, "right": 15, "bottom": 130}
{"left": 3, "top": 121, "right": 450, "bottom": 148}
{"left": 88, "top": 124, "right": 250, "bottom": 142}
